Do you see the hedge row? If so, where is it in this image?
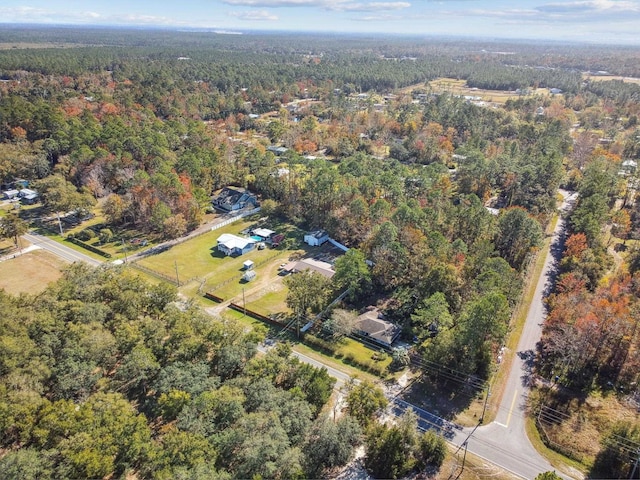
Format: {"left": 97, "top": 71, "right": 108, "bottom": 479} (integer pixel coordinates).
{"left": 303, "top": 334, "right": 387, "bottom": 377}
{"left": 66, "top": 236, "right": 112, "bottom": 258}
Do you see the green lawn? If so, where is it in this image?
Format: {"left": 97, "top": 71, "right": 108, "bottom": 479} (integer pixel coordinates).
{"left": 136, "top": 218, "right": 307, "bottom": 301}
{"left": 245, "top": 288, "right": 290, "bottom": 317}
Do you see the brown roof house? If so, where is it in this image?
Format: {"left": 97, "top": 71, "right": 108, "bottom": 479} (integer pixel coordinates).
{"left": 354, "top": 307, "right": 400, "bottom": 348}
{"left": 282, "top": 258, "right": 335, "bottom": 279}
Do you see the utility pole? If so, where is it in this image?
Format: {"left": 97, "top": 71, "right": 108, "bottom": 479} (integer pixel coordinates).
{"left": 480, "top": 383, "right": 491, "bottom": 424}
{"left": 121, "top": 238, "right": 128, "bottom": 263}
{"left": 455, "top": 441, "right": 468, "bottom": 479}
{"left": 174, "top": 260, "right": 180, "bottom": 286}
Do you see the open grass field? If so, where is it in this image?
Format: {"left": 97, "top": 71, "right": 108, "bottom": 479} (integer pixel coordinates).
{"left": 399, "top": 78, "right": 560, "bottom": 105}
{"left": 137, "top": 216, "right": 310, "bottom": 302}
{"left": 0, "top": 248, "right": 66, "bottom": 294}
{"left": 583, "top": 73, "right": 640, "bottom": 84}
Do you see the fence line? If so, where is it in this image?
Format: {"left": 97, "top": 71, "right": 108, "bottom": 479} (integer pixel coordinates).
{"left": 209, "top": 207, "right": 262, "bottom": 233}
{"left": 206, "top": 251, "right": 281, "bottom": 293}
{"left": 130, "top": 263, "right": 180, "bottom": 286}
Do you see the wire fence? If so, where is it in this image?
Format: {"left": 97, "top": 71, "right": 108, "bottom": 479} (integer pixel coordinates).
{"left": 130, "top": 262, "right": 180, "bottom": 286}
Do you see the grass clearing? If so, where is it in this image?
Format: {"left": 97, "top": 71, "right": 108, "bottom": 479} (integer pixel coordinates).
{"left": 293, "top": 343, "right": 379, "bottom": 383}
{"left": 137, "top": 219, "right": 256, "bottom": 276}
{"left": 399, "top": 77, "right": 560, "bottom": 105}
{"left": 583, "top": 73, "right": 640, "bottom": 84}
{"left": 0, "top": 249, "right": 66, "bottom": 294}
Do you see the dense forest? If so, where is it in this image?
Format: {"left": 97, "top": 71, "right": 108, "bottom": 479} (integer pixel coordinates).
{"left": 1, "top": 27, "right": 640, "bottom": 478}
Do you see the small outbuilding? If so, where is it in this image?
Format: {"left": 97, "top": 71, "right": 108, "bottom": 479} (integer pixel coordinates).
{"left": 304, "top": 230, "right": 329, "bottom": 247}
{"left": 242, "top": 270, "right": 257, "bottom": 282}
{"left": 243, "top": 260, "right": 254, "bottom": 270}
{"left": 251, "top": 228, "right": 275, "bottom": 242}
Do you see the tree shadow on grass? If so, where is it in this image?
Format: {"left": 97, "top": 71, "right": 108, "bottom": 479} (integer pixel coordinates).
{"left": 396, "top": 371, "right": 480, "bottom": 421}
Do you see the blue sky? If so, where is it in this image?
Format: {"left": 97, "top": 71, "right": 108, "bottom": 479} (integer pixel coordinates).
{"left": 1, "top": 0, "right": 640, "bottom": 45}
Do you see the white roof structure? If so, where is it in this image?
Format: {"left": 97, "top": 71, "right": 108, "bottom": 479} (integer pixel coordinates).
{"left": 252, "top": 228, "right": 275, "bottom": 238}
{"left": 217, "top": 233, "right": 256, "bottom": 250}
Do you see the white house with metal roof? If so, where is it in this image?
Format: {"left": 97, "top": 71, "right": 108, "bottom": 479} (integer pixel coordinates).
{"left": 216, "top": 233, "right": 256, "bottom": 256}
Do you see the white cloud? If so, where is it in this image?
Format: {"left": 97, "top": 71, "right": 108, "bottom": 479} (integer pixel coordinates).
{"left": 331, "top": 2, "right": 410, "bottom": 12}
{"left": 0, "top": 6, "right": 54, "bottom": 21}
{"left": 229, "top": 9, "right": 279, "bottom": 20}
{"left": 536, "top": 0, "right": 640, "bottom": 13}
{"left": 0, "top": 6, "right": 184, "bottom": 25}
{"left": 352, "top": 13, "right": 403, "bottom": 20}
{"left": 222, "top": 0, "right": 410, "bottom": 11}
{"left": 223, "top": 0, "right": 328, "bottom": 6}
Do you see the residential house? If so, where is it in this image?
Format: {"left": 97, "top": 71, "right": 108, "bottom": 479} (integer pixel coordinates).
{"left": 353, "top": 307, "right": 401, "bottom": 348}
{"left": 282, "top": 258, "right": 335, "bottom": 279}
{"left": 2, "top": 189, "right": 19, "bottom": 200}
{"left": 217, "top": 233, "right": 256, "bottom": 256}
{"left": 212, "top": 187, "right": 258, "bottom": 212}
{"left": 267, "top": 146, "right": 289, "bottom": 156}
{"left": 18, "top": 188, "right": 38, "bottom": 205}
{"left": 304, "top": 230, "right": 329, "bottom": 247}
{"left": 620, "top": 159, "right": 638, "bottom": 176}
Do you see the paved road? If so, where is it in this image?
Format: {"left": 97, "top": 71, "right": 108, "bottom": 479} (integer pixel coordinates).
{"left": 452, "top": 191, "right": 579, "bottom": 479}
{"left": 22, "top": 232, "right": 104, "bottom": 267}
{"left": 387, "top": 192, "right": 580, "bottom": 479}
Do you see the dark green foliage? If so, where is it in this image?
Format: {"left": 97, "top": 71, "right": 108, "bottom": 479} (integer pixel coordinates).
{"left": 0, "top": 265, "right": 339, "bottom": 478}
{"left": 535, "top": 472, "right": 563, "bottom": 480}
{"left": 495, "top": 207, "right": 543, "bottom": 271}
{"left": 345, "top": 380, "right": 388, "bottom": 428}
{"left": 0, "top": 449, "right": 55, "bottom": 480}
{"left": 302, "top": 415, "right": 362, "bottom": 478}
{"left": 364, "top": 412, "right": 446, "bottom": 479}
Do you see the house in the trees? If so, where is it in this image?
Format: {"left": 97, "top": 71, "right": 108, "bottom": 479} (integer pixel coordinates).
{"left": 304, "top": 230, "right": 329, "bottom": 247}
{"left": 212, "top": 187, "right": 258, "bottom": 212}
{"left": 267, "top": 146, "right": 289, "bottom": 156}
{"left": 620, "top": 159, "right": 638, "bottom": 176}
{"left": 281, "top": 258, "right": 335, "bottom": 279}
{"left": 353, "top": 307, "right": 401, "bottom": 348}
{"left": 217, "top": 233, "right": 256, "bottom": 256}
{"left": 18, "top": 188, "right": 39, "bottom": 205}
{"left": 2, "top": 189, "right": 19, "bottom": 200}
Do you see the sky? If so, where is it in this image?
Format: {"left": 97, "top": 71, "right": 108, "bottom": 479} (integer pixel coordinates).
{"left": 1, "top": 0, "right": 640, "bottom": 45}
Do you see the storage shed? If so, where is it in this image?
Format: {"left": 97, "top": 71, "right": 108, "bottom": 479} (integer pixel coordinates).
{"left": 242, "top": 270, "right": 257, "bottom": 282}
{"left": 243, "top": 260, "right": 254, "bottom": 270}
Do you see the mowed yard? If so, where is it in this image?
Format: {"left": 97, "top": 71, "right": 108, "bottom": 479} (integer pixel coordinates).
{"left": 0, "top": 248, "right": 67, "bottom": 294}
{"left": 135, "top": 218, "right": 308, "bottom": 311}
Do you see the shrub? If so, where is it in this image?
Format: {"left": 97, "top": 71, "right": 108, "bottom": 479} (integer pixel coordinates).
{"left": 77, "top": 228, "right": 96, "bottom": 241}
